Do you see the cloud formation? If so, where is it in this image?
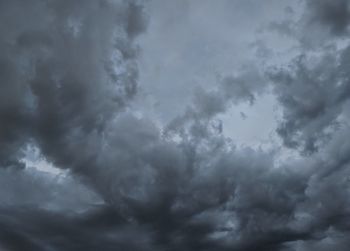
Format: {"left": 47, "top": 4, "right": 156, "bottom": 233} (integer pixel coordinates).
{"left": 305, "top": 0, "right": 350, "bottom": 36}
{"left": 1, "top": 0, "right": 350, "bottom": 250}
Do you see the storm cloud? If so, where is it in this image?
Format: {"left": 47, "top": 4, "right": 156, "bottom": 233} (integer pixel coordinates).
{"left": 1, "top": 0, "right": 350, "bottom": 250}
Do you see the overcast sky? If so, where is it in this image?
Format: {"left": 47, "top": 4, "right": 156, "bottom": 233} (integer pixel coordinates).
{"left": 1, "top": 0, "right": 350, "bottom": 250}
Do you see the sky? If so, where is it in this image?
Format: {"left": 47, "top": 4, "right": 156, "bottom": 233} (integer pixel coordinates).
{"left": 1, "top": 0, "right": 350, "bottom": 250}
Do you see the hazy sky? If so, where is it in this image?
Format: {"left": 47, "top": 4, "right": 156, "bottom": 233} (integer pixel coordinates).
{"left": 1, "top": 0, "right": 350, "bottom": 250}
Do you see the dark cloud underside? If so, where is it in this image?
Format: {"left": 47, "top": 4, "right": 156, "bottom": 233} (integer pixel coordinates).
{"left": 1, "top": 0, "right": 350, "bottom": 251}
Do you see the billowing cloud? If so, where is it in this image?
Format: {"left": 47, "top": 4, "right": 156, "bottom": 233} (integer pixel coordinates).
{"left": 1, "top": 0, "right": 350, "bottom": 250}
{"left": 269, "top": 47, "right": 350, "bottom": 154}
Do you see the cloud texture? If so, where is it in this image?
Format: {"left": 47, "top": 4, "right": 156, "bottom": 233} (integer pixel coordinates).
{"left": 1, "top": 0, "right": 350, "bottom": 250}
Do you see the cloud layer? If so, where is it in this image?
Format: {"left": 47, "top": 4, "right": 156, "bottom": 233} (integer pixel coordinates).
{"left": 1, "top": 0, "right": 350, "bottom": 250}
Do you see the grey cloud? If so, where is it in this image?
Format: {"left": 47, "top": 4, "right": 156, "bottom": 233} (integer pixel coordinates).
{"left": 268, "top": 45, "right": 350, "bottom": 154}
{"left": 266, "top": 0, "right": 350, "bottom": 49}
{"left": 0, "top": 0, "right": 145, "bottom": 169}
{"left": 165, "top": 66, "right": 266, "bottom": 139}
{"left": 1, "top": 0, "right": 350, "bottom": 250}
{"left": 0, "top": 167, "right": 100, "bottom": 211}
{"left": 305, "top": 0, "right": 350, "bottom": 36}
{"left": 264, "top": 0, "right": 350, "bottom": 154}
{"left": 0, "top": 206, "right": 155, "bottom": 251}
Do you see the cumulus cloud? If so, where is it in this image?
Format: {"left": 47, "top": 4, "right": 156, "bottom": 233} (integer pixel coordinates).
{"left": 1, "top": 0, "right": 350, "bottom": 250}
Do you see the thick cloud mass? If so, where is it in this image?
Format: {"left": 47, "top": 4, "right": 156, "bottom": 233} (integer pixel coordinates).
{"left": 269, "top": 48, "right": 350, "bottom": 153}
{"left": 1, "top": 0, "right": 350, "bottom": 250}
{"left": 305, "top": 0, "right": 350, "bottom": 36}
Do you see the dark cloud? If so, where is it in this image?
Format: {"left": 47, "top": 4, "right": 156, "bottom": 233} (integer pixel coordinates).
{"left": 0, "top": 0, "right": 145, "bottom": 169}
{"left": 0, "top": 206, "right": 154, "bottom": 251}
{"left": 1, "top": 0, "right": 350, "bottom": 250}
{"left": 305, "top": 0, "right": 350, "bottom": 36}
{"left": 266, "top": 0, "right": 350, "bottom": 48}
{"left": 263, "top": 1, "right": 350, "bottom": 153}
{"left": 268, "top": 47, "right": 350, "bottom": 154}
